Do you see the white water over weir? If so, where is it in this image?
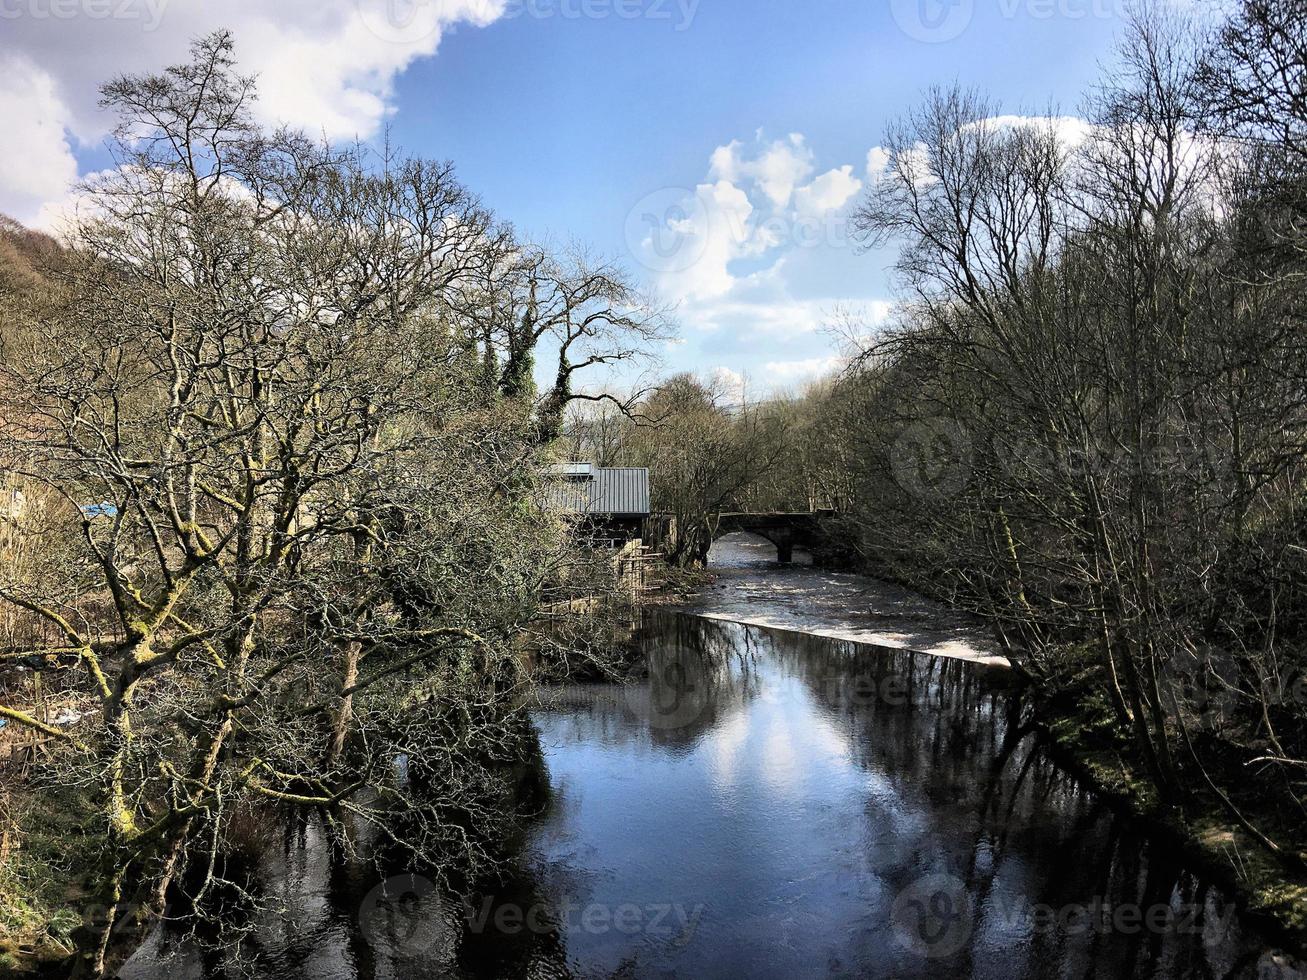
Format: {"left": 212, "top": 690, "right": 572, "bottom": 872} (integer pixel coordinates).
{"left": 692, "top": 532, "right": 1009, "bottom": 668}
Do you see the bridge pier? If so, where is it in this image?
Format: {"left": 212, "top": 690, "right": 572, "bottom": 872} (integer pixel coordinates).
{"left": 769, "top": 529, "right": 795, "bottom": 565}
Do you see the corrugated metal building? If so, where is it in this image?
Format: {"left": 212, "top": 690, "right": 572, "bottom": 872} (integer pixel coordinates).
{"left": 548, "top": 462, "right": 650, "bottom": 544}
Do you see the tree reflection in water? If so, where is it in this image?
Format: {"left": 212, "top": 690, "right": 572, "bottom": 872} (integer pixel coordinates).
{"left": 121, "top": 612, "right": 1299, "bottom": 979}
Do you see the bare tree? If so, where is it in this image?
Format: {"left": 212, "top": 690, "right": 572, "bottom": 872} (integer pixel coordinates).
{"left": 623, "top": 374, "right": 787, "bottom": 566}
{"left": 0, "top": 33, "right": 630, "bottom": 974}
{"left": 456, "top": 242, "right": 670, "bottom": 443}
{"left": 830, "top": 5, "right": 1307, "bottom": 860}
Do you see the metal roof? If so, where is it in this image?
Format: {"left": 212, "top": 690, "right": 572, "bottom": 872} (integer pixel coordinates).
{"left": 548, "top": 464, "right": 650, "bottom": 517}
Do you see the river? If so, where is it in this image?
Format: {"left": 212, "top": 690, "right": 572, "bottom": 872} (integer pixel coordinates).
{"left": 119, "top": 535, "right": 1301, "bottom": 979}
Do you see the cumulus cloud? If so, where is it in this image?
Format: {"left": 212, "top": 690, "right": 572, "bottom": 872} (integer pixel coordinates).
{"left": 866, "top": 146, "right": 892, "bottom": 181}
{"left": 687, "top": 293, "right": 894, "bottom": 342}
{"left": 688, "top": 298, "right": 830, "bottom": 337}
{"left": 892, "top": 143, "right": 938, "bottom": 191}
{"left": 863, "top": 141, "right": 936, "bottom": 191}
{"left": 711, "top": 366, "right": 747, "bottom": 401}
{"left": 710, "top": 132, "right": 815, "bottom": 209}
{"left": 794, "top": 166, "right": 862, "bottom": 219}
{"left": 0, "top": 0, "right": 508, "bottom": 224}
{"left": 648, "top": 131, "right": 875, "bottom": 312}
{"left": 653, "top": 179, "right": 756, "bottom": 302}
{"left": 0, "top": 53, "right": 80, "bottom": 224}
{"left": 762, "top": 356, "right": 844, "bottom": 386}
{"left": 863, "top": 114, "right": 1095, "bottom": 198}
{"left": 634, "top": 130, "right": 895, "bottom": 395}
{"left": 965, "top": 114, "right": 1094, "bottom": 147}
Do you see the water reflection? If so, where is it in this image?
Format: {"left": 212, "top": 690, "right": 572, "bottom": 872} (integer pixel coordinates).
{"left": 122, "top": 612, "right": 1299, "bottom": 979}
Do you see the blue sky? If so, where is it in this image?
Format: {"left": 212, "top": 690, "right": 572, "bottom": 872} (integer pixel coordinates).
{"left": 392, "top": 0, "right": 1125, "bottom": 392}
{"left": 3, "top": 0, "right": 1131, "bottom": 393}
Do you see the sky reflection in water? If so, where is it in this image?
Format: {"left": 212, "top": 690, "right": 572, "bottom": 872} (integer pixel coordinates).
{"left": 122, "top": 610, "right": 1294, "bottom": 979}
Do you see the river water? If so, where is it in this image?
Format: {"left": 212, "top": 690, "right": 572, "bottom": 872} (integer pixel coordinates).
{"left": 120, "top": 538, "right": 1300, "bottom": 979}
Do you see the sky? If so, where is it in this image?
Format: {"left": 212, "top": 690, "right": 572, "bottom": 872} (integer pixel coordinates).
{"left": 0, "top": 0, "right": 1134, "bottom": 394}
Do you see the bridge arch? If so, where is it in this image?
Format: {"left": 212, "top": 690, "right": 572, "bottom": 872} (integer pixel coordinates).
{"left": 709, "top": 528, "right": 794, "bottom": 565}
{"left": 708, "top": 512, "right": 828, "bottom": 565}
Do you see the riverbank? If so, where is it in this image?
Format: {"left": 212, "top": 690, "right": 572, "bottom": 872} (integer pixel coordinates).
{"left": 1034, "top": 662, "right": 1307, "bottom": 956}
{"left": 0, "top": 705, "right": 554, "bottom": 977}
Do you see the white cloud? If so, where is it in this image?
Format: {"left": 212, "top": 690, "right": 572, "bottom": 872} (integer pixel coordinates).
{"left": 794, "top": 165, "right": 862, "bottom": 219}
{"left": 708, "top": 142, "right": 742, "bottom": 182}
{"left": 655, "top": 133, "right": 874, "bottom": 309}
{"left": 643, "top": 131, "right": 896, "bottom": 396}
{"left": 709, "top": 132, "right": 815, "bottom": 209}
{"left": 685, "top": 297, "right": 827, "bottom": 337}
{"left": 965, "top": 114, "right": 1094, "bottom": 148}
{"left": 0, "top": 53, "right": 80, "bottom": 224}
{"left": 652, "top": 179, "right": 756, "bottom": 302}
{"left": 762, "top": 356, "right": 844, "bottom": 386}
{"left": 683, "top": 294, "right": 893, "bottom": 341}
{"left": 637, "top": 132, "right": 900, "bottom": 393}
{"left": 31, "top": 167, "right": 114, "bottom": 238}
{"left": 864, "top": 141, "right": 937, "bottom": 192}
{"left": 894, "top": 143, "right": 938, "bottom": 191}
{"left": 861, "top": 116, "right": 1095, "bottom": 202}
{"left": 1, "top": 0, "right": 508, "bottom": 224}
{"left": 866, "top": 146, "right": 892, "bottom": 181}
{"left": 711, "top": 366, "right": 747, "bottom": 401}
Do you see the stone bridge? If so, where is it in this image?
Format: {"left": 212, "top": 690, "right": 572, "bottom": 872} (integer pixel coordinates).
{"left": 711, "top": 511, "right": 832, "bottom": 564}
